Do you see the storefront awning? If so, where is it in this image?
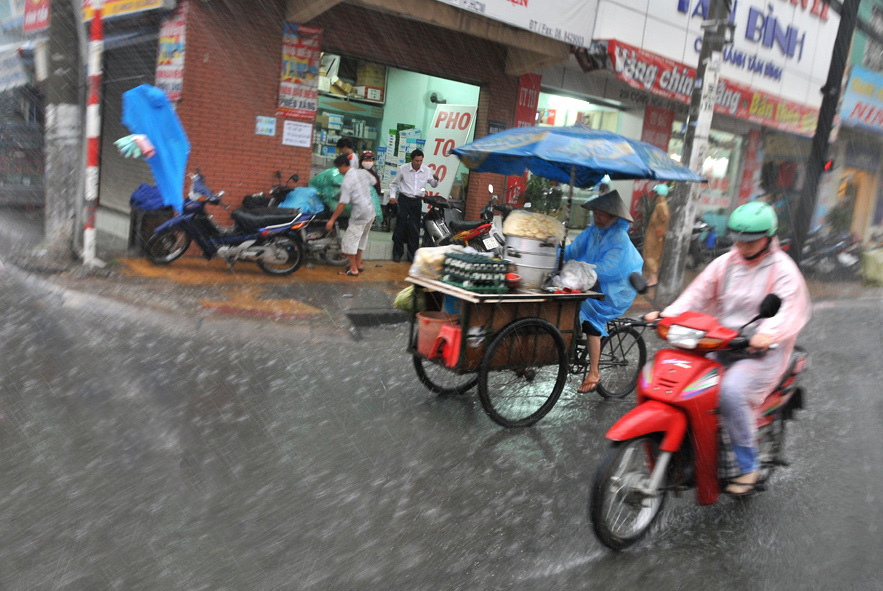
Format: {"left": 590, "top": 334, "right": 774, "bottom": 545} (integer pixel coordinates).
{"left": 575, "top": 40, "right": 820, "bottom": 137}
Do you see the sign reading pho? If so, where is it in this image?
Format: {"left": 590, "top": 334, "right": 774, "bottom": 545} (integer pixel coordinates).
{"left": 422, "top": 104, "right": 477, "bottom": 200}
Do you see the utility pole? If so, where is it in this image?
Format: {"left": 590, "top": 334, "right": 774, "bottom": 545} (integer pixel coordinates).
{"left": 43, "top": 0, "right": 83, "bottom": 260}
{"left": 792, "top": 0, "right": 861, "bottom": 264}
{"left": 43, "top": 0, "right": 83, "bottom": 257}
{"left": 656, "top": 0, "right": 731, "bottom": 305}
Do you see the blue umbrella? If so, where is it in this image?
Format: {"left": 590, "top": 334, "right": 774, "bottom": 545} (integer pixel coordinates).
{"left": 452, "top": 125, "right": 704, "bottom": 187}
{"left": 452, "top": 125, "right": 705, "bottom": 270}
{"left": 122, "top": 84, "right": 190, "bottom": 213}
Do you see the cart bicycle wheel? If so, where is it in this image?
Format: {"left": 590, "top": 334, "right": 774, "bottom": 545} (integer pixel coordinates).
{"left": 413, "top": 355, "right": 478, "bottom": 396}
{"left": 478, "top": 318, "right": 568, "bottom": 428}
{"left": 596, "top": 325, "right": 646, "bottom": 399}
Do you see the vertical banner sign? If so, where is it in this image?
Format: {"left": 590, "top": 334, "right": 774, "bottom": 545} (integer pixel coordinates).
{"left": 24, "top": 0, "right": 49, "bottom": 33}
{"left": 506, "top": 73, "right": 541, "bottom": 205}
{"left": 631, "top": 105, "right": 674, "bottom": 218}
{"left": 155, "top": 0, "right": 187, "bottom": 102}
{"left": 738, "top": 129, "right": 763, "bottom": 205}
{"left": 277, "top": 24, "right": 321, "bottom": 121}
{"left": 423, "top": 104, "right": 477, "bottom": 199}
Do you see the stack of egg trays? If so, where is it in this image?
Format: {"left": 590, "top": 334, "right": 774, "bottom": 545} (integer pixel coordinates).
{"left": 440, "top": 252, "right": 509, "bottom": 294}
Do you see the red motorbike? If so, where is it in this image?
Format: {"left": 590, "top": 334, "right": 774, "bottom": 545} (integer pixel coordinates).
{"left": 590, "top": 288, "right": 807, "bottom": 551}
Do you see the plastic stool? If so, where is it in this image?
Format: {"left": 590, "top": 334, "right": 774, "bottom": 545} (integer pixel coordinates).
{"left": 432, "top": 324, "right": 463, "bottom": 368}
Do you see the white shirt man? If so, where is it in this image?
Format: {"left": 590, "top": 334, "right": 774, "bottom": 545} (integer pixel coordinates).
{"left": 339, "top": 167, "right": 375, "bottom": 220}
{"left": 389, "top": 152, "right": 439, "bottom": 202}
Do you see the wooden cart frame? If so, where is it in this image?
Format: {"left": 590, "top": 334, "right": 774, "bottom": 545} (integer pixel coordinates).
{"left": 406, "top": 276, "right": 605, "bottom": 427}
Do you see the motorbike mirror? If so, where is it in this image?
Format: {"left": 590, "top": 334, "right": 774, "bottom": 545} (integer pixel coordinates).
{"left": 275, "top": 170, "right": 282, "bottom": 180}
{"left": 288, "top": 173, "right": 299, "bottom": 184}
{"left": 524, "top": 202, "right": 531, "bottom": 208}
{"left": 488, "top": 184, "right": 494, "bottom": 194}
{"left": 758, "top": 293, "right": 781, "bottom": 318}
{"left": 629, "top": 272, "right": 648, "bottom": 294}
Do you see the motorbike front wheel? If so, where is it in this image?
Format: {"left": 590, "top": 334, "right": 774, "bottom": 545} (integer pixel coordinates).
{"left": 590, "top": 436, "right": 668, "bottom": 551}
{"left": 322, "top": 245, "right": 349, "bottom": 266}
{"left": 256, "top": 234, "right": 305, "bottom": 275}
{"left": 146, "top": 228, "right": 191, "bottom": 265}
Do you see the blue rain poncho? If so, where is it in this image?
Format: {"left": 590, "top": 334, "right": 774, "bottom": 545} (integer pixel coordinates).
{"left": 564, "top": 217, "right": 644, "bottom": 336}
{"left": 121, "top": 84, "right": 190, "bottom": 213}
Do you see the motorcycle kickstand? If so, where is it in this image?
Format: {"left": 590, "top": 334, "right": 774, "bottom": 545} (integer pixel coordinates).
{"left": 224, "top": 257, "right": 238, "bottom": 273}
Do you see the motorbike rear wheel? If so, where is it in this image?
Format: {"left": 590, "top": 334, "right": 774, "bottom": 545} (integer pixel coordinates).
{"left": 322, "top": 246, "right": 349, "bottom": 266}
{"left": 756, "top": 413, "right": 786, "bottom": 485}
{"left": 590, "top": 436, "right": 668, "bottom": 551}
{"left": 256, "top": 234, "right": 305, "bottom": 275}
{"left": 146, "top": 228, "right": 191, "bottom": 265}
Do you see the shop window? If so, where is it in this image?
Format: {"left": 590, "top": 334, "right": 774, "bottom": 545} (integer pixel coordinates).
{"left": 312, "top": 55, "right": 479, "bottom": 201}
{"left": 536, "top": 92, "right": 621, "bottom": 131}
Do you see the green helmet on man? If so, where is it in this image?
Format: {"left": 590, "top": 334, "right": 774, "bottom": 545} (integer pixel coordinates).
{"left": 727, "top": 201, "right": 778, "bottom": 241}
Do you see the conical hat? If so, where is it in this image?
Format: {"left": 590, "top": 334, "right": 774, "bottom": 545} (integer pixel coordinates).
{"left": 580, "top": 190, "right": 634, "bottom": 222}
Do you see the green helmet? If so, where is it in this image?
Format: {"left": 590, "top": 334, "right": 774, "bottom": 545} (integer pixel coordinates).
{"left": 727, "top": 201, "right": 778, "bottom": 241}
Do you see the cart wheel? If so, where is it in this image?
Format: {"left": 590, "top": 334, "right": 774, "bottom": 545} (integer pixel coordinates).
{"left": 413, "top": 355, "right": 478, "bottom": 396}
{"left": 478, "top": 318, "right": 567, "bottom": 428}
{"left": 596, "top": 325, "right": 646, "bottom": 399}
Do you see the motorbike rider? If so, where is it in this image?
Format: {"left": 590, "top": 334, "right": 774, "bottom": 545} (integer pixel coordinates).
{"left": 565, "top": 190, "right": 644, "bottom": 393}
{"left": 644, "top": 202, "right": 811, "bottom": 495}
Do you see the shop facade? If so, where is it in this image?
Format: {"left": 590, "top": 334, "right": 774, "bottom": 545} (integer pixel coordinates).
{"left": 538, "top": 0, "right": 839, "bottom": 232}
{"left": 87, "top": 0, "right": 587, "bottom": 250}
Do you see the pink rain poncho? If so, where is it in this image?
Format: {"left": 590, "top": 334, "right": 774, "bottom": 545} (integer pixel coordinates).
{"left": 662, "top": 238, "right": 811, "bottom": 469}
{"left": 662, "top": 238, "right": 811, "bottom": 369}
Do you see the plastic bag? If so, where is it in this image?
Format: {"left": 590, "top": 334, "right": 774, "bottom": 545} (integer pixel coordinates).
{"left": 503, "top": 210, "right": 566, "bottom": 243}
{"left": 393, "top": 285, "right": 425, "bottom": 313}
{"left": 551, "top": 260, "right": 597, "bottom": 291}
{"left": 309, "top": 167, "right": 344, "bottom": 212}
{"left": 279, "top": 186, "right": 325, "bottom": 215}
{"left": 129, "top": 184, "right": 164, "bottom": 210}
{"left": 409, "top": 245, "right": 465, "bottom": 280}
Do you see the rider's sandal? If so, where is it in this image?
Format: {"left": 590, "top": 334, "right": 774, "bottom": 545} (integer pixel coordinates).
{"left": 578, "top": 376, "right": 600, "bottom": 393}
{"left": 725, "top": 472, "right": 759, "bottom": 496}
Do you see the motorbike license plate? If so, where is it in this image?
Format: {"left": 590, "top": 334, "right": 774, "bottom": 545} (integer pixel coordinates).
{"left": 837, "top": 253, "right": 859, "bottom": 266}
{"left": 482, "top": 236, "right": 498, "bottom": 250}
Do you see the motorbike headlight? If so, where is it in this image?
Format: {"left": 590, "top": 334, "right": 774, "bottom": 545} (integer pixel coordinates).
{"left": 665, "top": 325, "right": 707, "bottom": 349}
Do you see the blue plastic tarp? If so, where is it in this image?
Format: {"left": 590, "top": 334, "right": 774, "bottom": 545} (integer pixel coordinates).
{"left": 121, "top": 84, "right": 190, "bottom": 213}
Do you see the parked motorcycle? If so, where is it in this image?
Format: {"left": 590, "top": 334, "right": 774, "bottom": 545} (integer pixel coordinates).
{"left": 449, "top": 186, "right": 513, "bottom": 256}
{"left": 800, "top": 229, "right": 862, "bottom": 279}
{"left": 686, "top": 218, "right": 733, "bottom": 269}
{"left": 590, "top": 280, "right": 807, "bottom": 550}
{"left": 245, "top": 171, "right": 348, "bottom": 266}
{"left": 420, "top": 192, "right": 466, "bottom": 247}
{"left": 146, "top": 172, "right": 306, "bottom": 275}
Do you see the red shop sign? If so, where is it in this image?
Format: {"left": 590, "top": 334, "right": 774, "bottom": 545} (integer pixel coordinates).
{"left": 604, "top": 40, "right": 818, "bottom": 137}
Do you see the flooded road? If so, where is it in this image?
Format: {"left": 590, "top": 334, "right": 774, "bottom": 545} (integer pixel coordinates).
{"left": 0, "top": 267, "right": 880, "bottom": 590}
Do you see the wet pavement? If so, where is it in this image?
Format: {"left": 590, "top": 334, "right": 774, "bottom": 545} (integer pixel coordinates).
{"left": 1, "top": 207, "right": 882, "bottom": 589}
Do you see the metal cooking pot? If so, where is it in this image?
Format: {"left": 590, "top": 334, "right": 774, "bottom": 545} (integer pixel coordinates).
{"left": 504, "top": 235, "right": 559, "bottom": 289}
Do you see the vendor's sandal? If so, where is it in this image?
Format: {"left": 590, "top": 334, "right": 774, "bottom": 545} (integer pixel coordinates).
{"left": 339, "top": 270, "right": 359, "bottom": 277}
{"left": 578, "top": 375, "right": 601, "bottom": 393}
{"left": 725, "top": 471, "right": 759, "bottom": 496}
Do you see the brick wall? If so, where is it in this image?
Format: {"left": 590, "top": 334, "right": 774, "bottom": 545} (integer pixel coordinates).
{"left": 179, "top": 0, "right": 518, "bottom": 224}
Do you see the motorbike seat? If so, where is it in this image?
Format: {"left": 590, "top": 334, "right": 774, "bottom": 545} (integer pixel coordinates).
{"left": 231, "top": 207, "right": 300, "bottom": 232}
{"left": 449, "top": 220, "right": 486, "bottom": 233}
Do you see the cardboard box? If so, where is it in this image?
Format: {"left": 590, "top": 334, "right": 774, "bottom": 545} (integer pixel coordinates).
{"left": 315, "top": 114, "right": 330, "bottom": 129}
{"left": 327, "top": 114, "right": 344, "bottom": 130}
{"left": 354, "top": 86, "right": 384, "bottom": 102}
{"left": 318, "top": 76, "right": 331, "bottom": 93}
{"left": 356, "top": 61, "right": 386, "bottom": 88}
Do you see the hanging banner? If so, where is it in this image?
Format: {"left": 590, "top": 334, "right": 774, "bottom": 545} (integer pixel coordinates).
{"left": 602, "top": 40, "right": 819, "bottom": 137}
{"left": 24, "top": 0, "right": 49, "bottom": 33}
{"left": 277, "top": 24, "right": 321, "bottom": 121}
{"left": 423, "top": 104, "right": 477, "bottom": 199}
{"left": 506, "top": 73, "right": 541, "bottom": 205}
{"left": 738, "top": 129, "right": 763, "bottom": 205}
{"left": 82, "top": 0, "right": 170, "bottom": 20}
{"left": 631, "top": 104, "right": 674, "bottom": 218}
{"left": 840, "top": 65, "right": 883, "bottom": 135}
{"left": 155, "top": 0, "right": 187, "bottom": 102}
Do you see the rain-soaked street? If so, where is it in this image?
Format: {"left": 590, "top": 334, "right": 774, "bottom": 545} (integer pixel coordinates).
{"left": 0, "top": 257, "right": 880, "bottom": 590}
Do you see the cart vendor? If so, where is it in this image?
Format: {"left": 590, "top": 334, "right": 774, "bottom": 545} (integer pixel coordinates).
{"left": 565, "top": 189, "right": 644, "bottom": 393}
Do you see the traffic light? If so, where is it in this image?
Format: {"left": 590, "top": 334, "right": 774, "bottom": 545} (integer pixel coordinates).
{"left": 823, "top": 159, "right": 835, "bottom": 172}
